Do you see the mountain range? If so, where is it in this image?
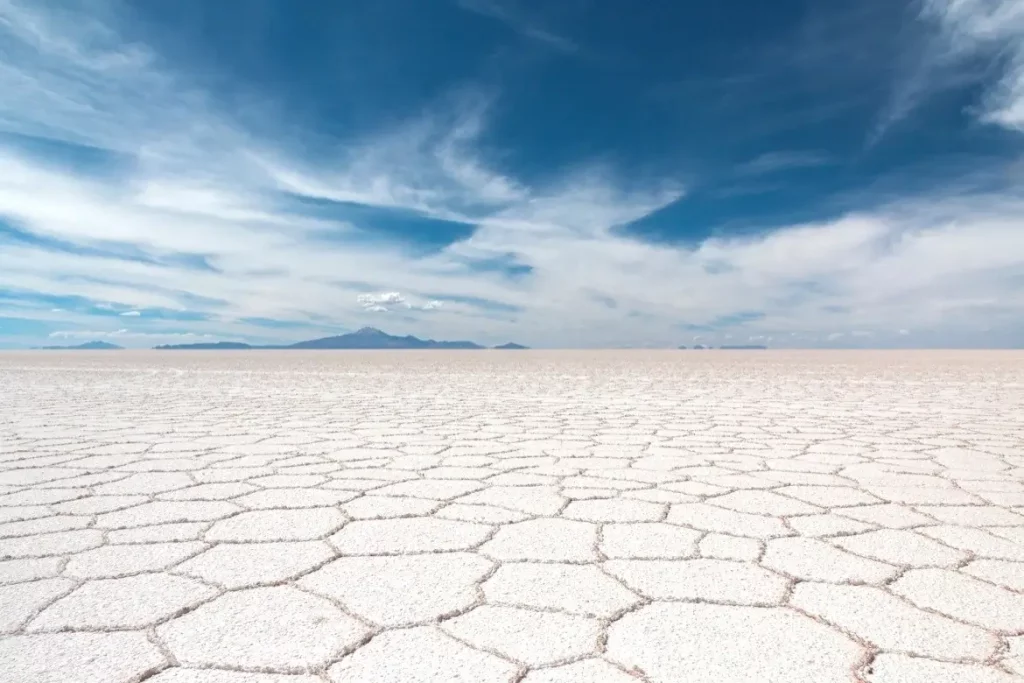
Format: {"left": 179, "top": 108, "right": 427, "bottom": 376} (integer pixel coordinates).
{"left": 153, "top": 327, "right": 530, "bottom": 350}
{"left": 35, "top": 329, "right": 766, "bottom": 351}
{"left": 37, "top": 341, "right": 124, "bottom": 350}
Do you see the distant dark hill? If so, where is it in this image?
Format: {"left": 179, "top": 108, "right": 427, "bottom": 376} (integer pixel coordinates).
{"left": 288, "top": 327, "right": 484, "bottom": 350}
{"left": 677, "top": 345, "right": 687, "bottom": 349}
{"left": 38, "top": 341, "right": 123, "bottom": 350}
{"left": 154, "top": 341, "right": 253, "bottom": 350}
{"left": 494, "top": 342, "right": 529, "bottom": 350}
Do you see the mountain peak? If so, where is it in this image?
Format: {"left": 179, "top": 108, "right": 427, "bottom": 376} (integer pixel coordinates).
{"left": 354, "top": 327, "right": 385, "bottom": 335}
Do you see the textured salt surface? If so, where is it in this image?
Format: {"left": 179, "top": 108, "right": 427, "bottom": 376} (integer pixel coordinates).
{"left": 1, "top": 350, "right": 1022, "bottom": 682}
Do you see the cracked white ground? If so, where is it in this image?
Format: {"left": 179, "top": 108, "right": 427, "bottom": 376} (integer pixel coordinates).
{"left": 1, "top": 350, "right": 1024, "bottom": 683}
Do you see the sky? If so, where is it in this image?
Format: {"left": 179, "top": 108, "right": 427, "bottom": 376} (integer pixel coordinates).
{"left": 1, "top": 0, "right": 1023, "bottom": 349}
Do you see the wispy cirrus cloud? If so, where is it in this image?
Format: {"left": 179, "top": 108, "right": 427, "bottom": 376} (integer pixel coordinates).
{"left": 923, "top": 0, "right": 1024, "bottom": 131}
{"left": 874, "top": 0, "right": 1024, "bottom": 140}
{"left": 455, "top": 0, "right": 577, "bottom": 54}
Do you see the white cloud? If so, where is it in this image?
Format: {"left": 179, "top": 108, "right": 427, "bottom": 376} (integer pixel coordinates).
{"left": 899, "top": 329, "right": 911, "bottom": 335}
{"left": 263, "top": 91, "right": 526, "bottom": 216}
{"left": 357, "top": 292, "right": 403, "bottom": 313}
{"left": 356, "top": 292, "right": 444, "bottom": 313}
{"left": 827, "top": 332, "right": 845, "bottom": 341}
{"left": 358, "top": 292, "right": 405, "bottom": 307}
{"left": 119, "top": 310, "right": 141, "bottom": 316}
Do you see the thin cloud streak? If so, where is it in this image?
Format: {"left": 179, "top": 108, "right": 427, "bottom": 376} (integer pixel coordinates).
{"left": 735, "top": 151, "right": 833, "bottom": 176}
{"left": 455, "top": 0, "right": 578, "bottom": 54}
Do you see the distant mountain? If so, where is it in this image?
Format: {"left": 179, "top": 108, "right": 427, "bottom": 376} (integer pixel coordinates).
{"left": 677, "top": 345, "right": 687, "bottom": 349}
{"left": 151, "top": 328, "right": 500, "bottom": 350}
{"left": 154, "top": 341, "right": 253, "bottom": 350}
{"left": 692, "top": 344, "right": 707, "bottom": 350}
{"left": 494, "top": 342, "right": 529, "bottom": 350}
{"left": 38, "top": 341, "right": 123, "bottom": 350}
{"left": 288, "top": 327, "right": 484, "bottom": 350}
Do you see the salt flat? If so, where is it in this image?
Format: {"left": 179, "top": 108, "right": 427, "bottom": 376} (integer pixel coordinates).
{"left": 1, "top": 350, "right": 1023, "bottom": 683}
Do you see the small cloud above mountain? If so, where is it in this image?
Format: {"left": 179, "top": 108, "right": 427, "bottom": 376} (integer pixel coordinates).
{"left": 358, "top": 292, "right": 405, "bottom": 307}
{"left": 357, "top": 292, "right": 443, "bottom": 313}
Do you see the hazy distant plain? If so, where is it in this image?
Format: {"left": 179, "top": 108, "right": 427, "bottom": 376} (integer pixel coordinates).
{"left": 2, "top": 350, "right": 1023, "bottom": 682}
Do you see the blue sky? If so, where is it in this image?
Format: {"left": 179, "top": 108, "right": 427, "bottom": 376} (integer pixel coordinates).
{"left": 1, "top": 0, "right": 1023, "bottom": 349}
